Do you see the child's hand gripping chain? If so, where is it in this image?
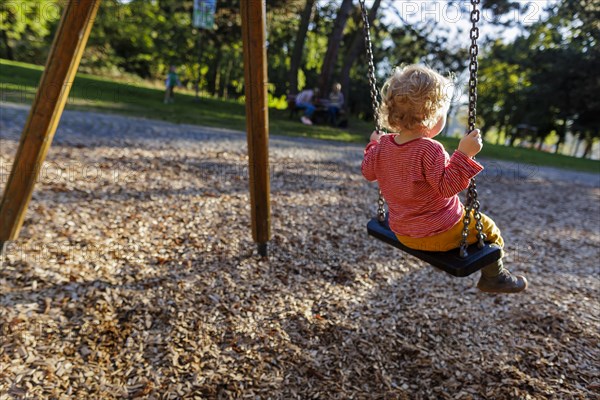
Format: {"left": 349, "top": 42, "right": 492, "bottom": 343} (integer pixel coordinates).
{"left": 458, "top": 129, "right": 483, "bottom": 158}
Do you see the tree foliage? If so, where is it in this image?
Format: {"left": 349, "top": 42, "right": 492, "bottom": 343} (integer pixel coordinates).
{"left": 0, "top": 0, "right": 62, "bottom": 61}
{"left": 1, "top": 0, "right": 595, "bottom": 157}
{"left": 478, "top": 0, "right": 599, "bottom": 156}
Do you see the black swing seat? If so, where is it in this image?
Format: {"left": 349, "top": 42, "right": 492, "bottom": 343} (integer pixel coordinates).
{"left": 367, "top": 217, "right": 502, "bottom": 277}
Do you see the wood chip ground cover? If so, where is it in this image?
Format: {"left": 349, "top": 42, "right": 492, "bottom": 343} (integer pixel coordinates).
{"left": 0, "top": 105, "right": 599, "bottom": 399}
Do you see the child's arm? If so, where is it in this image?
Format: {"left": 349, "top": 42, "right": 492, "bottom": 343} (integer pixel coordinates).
{"left": 361, "top": 131, "right": 383, "bottom": 182}
{"left": 423, "top": 142, "right": 483, "bottom": 198}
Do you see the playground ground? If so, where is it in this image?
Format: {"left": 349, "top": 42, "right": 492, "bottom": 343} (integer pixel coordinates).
{"left": 0, "top": 103, "right": 599, "bottom": 399}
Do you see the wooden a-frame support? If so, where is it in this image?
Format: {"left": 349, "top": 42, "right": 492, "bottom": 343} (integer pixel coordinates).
{"left": 0, "top": 0, "right": 272, "bottom": 255}
{"left": 0, "top": 0, "right": 101, "bottom": 252}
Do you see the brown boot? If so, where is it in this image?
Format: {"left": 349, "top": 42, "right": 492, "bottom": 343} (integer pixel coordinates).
{"left": 477, "top": 261, "right": 527, "bottom": 294}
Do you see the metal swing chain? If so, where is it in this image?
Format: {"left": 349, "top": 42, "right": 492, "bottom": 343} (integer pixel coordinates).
{"left": 358, "top": 0, "right": 386, "bottom": 222}
{"left": 459, "top": 0, "right": 486, "bottom": 258}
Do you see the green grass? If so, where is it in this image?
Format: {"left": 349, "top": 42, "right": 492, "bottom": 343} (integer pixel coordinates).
{"left": 0, "top": 59, "right": 372, "bottom": 143}
{"left": 1, "top": 58, "right": 599, "bottom": 173}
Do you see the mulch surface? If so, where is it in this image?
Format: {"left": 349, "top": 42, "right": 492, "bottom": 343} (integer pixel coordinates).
{"left": 1, "top": 106, "right": 599, "bottom": 399}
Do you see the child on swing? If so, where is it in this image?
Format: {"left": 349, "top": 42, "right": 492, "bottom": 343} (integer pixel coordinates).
{"left": 362, "top": 65, "right": 527, "bottom": 293}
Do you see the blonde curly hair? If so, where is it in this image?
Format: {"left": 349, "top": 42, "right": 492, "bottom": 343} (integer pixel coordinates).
{"left": 379, "top": 65, "right": 453, "bottom": 132}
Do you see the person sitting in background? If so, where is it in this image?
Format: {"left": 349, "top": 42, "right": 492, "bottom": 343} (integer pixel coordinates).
{"left": 295, "top": 88, "right": 319, "bottom": 125}
{"left": 328, "top": 83, "right": 344, "bottom": 127}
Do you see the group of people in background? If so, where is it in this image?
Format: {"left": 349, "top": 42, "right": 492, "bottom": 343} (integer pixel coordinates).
{"left": 164, "top": 66, "right": 345, "bottom": 129}
{"left": 295, "top": 83, "right": 345, "bottom": 127}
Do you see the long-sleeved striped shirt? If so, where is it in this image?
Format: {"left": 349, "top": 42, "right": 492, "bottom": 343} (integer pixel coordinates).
{"left": 362, "top": 135, "right": 484, "bottom": 238}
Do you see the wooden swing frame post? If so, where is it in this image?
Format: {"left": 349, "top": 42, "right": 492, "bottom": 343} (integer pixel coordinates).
{"left": 241, "top": 0, "right": 272, "bottom": 256}
{"left": 1, "top": 0, "right": 272, "bottom": 256}
{"left": 0, "top": 0, "right": 102, "bottom": 253}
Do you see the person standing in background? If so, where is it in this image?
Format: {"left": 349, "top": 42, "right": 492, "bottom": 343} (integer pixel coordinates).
{"left": 164, "top": 65, "right": 183, "bottom": 104}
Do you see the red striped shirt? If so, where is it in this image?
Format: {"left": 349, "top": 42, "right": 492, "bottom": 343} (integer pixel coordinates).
{"left": 362, "top": 135, "right": 484, "bottom": 238}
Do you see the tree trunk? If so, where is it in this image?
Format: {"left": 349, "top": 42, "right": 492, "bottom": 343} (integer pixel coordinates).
{"left": 318, "top": 0, "right": 354, "bottom": 96}
{"left": 207, "top": 47, "right": 222, "bottom": 96}
{"left": 509, "top": 131, "right": 518, "bottom": 147}
{"left": 554, "top": 141, "right": 562, "bottom": 154}
{"left": 288, "top": 0, "right": 316, "bottom": 95}
{"left": 536, "top": 138, "right": 543, "bottom": 150}
{"left": 572, "top": 134, "right": 583, "bottom": 157}
{"left": 219, "top": 57, "right": 233, "bottom": 98}
{"left": 554, "top": 122, "right": 566, "bottom": 154}
{"left": 581, "top": 136, "right": 594, "bottom": 159}
{"left": 1, "top": 30, "right": 14, "bottom": 60}
{"left": 339, "top": 0, "right": 382, "bottom": 109}
{"left": 194, "top": 32, "right": 205, "bottom": 102}
{"left": 554, "top": 141, "right": 561, "bottom": 154}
